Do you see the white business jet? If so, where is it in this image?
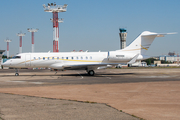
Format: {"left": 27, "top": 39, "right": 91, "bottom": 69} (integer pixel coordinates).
{"left": 2, "top": 31, "right": 174, "bottom": 76}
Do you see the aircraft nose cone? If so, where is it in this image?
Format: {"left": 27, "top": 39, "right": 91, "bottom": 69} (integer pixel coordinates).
{"left": 2, "top": 62, "right": 9, "bottom": 67}
{"left": 1, "top": 62, "right": 5, "bottom": 66}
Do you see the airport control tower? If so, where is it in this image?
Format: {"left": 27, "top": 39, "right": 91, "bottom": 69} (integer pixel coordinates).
{"left": 119, "top": 28, "right": 127, "bottom": 49}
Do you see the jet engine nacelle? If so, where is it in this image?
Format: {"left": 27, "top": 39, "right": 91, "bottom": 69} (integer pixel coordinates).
{"left": 49, "top": 63, "right": 64, "bottom": 70}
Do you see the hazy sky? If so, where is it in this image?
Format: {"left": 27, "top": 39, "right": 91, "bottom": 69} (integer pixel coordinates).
{"left": 0, "top": 0, "right": 180, "bottom": 56}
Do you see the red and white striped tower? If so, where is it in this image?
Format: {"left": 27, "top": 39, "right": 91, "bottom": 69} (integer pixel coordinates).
{"left": 43, "top": 3, "right": 67, "bottom": 52}
{"left": 53, "top": 40, "right": 56, "bottom": 52}
{"left": 51, "top": 16, "right": 63, "bottom": 52}
{"left": 4, "top": 39, "right": 12, "bottom": 58}
{"left": 17, "top": 32, "right": 26, "bottom": 53}
{"left": 27, "top": 28, "right": 39, "bottom": 53}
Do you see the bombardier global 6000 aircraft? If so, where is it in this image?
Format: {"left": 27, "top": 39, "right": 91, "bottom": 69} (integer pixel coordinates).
{"left": 2, "top": 31, "right": 175, "bottom": 76}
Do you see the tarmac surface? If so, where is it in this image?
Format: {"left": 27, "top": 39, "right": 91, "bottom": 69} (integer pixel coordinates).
{"left": 0, "top": 68, "right": 180, "bottom": 120}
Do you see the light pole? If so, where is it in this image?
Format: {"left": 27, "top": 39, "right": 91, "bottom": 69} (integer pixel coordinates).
{"left": 4, "top": 39, "right": 12, "bottom": 58}
{"left": 43, "top": 3, "right": 68, "bottom": 52}
{"left": 17, "top": 32, "right": 26, "bottom": 53}
{"left": 27, "top": 28, "right": 39, "bottom": 53}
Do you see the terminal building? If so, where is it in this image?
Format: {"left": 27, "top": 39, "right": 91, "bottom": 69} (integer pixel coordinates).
{"left": 159, "top": 55, "right": 180, "bottom": 63}
{"left": 159, "top": 52, "right": 180, "bottom": 63}
{"left": 0, "top": 50, "right": 5, "bottom": 69}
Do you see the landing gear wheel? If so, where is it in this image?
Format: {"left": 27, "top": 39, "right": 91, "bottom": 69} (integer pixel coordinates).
{"left": 15, "top": 73, "right": 19, "bottom": 76}
{"left": 15, "top": 69, "right": 19, "bottom": 76}
{"left": 88, "top": 70, "right": 95, "bottom": 76}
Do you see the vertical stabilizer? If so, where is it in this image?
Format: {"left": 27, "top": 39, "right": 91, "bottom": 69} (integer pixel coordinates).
{"left": 121, "top": 31, "right": 173, "bottom": 55}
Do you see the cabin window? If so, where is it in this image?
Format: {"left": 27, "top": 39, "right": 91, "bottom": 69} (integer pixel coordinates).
{"left": 86, "top": 57, "right": 88, "bottom": 59}
{"left": 34, "top": 57, "right": 36, "bottom": 60}
{"left": 52, "top": 57, "right": 54, "bottom": 60}
{"left": 43, "top": 57, "right": 45, "bottom": 60}
{"left": 116, "top": 55, "right": 124, "bottom": 57}
{"left": 12, "top": 56, "right": 21, "bottom": 59}
{"left": 62, "top": 57, "right": 64, "bottom": 59}
{"left": 76, "top": 57, "right": 78, "bottom": 59}
{"left": 57, "top": 57, "right": 59, "bottom": 60}
{"left": 47, "top": 57, "right": 49, "bottom": 60}
{"left": 38, "top": 57, "right": 40, "bottom": 60}
{"left": 72, "top": 57, "right": 73, "bottom": 59}
{"left": 66, "top": 57, "right": 68, "bottom": 60}
{"left": 81, "top": 57, "right": 83, "bottom": 59}
{"left": 90, "top": 56, "right": 92, "bottom": 59}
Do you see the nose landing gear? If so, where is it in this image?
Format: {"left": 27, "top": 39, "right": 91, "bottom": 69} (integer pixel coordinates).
{"left": 15, "top": 69, "right": 19, "bottom": 76}
{"left": 15, "top": 73, "right": 19, "bottom": 76}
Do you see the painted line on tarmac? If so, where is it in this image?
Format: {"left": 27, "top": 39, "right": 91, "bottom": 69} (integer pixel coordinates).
{"left": 6, "top": 80, "right": 43, "bottom": 84}
{"left": 77, "top": 72, "right": 84, "bottom": 79}
{"left": 139, "top": 76, "right": 170, "bottom": 78}
{"left": 101, "top": 75, "right": 111, "bottom": 79}
{"left": 6, "top": 80, "right": 26, "bottom": 83}
{"left": 29, "top": 82, "right": 43, "bottom": 84}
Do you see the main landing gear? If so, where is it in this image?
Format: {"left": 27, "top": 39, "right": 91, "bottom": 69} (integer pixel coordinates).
{"left": 87, "top": 70, "right": 95, "bottom": 76}
{"left": 15, "top": 69, "right": 19, "bottom": 76}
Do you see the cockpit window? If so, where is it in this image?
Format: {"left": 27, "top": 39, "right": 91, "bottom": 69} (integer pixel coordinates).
{"left": 12, "top": 56, "right": 21, "bottom": 59}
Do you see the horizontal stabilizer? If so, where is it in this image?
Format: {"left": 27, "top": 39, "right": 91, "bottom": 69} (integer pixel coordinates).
{"left": 127, "top": 54, "right": 139, "bottom": 64}
{"left": 142, "top": 32, "right": 177, "bottom": 37}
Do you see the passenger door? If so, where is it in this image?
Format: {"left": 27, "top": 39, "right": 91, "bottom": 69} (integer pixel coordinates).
{"left": 25, "top": 54, "right": 31, "bottom": 67}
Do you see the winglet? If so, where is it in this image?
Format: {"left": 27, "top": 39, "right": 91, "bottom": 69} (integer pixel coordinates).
{"left": 127, "top": 54, "right": 139, "bottom": 64}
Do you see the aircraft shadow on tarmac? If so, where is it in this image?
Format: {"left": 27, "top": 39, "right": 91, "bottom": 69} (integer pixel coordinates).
{"left": 0, "top": 72, "right": 135, "bottom": 77}
{"left": 1, "top": 73, "right": 180, "bottom": 85}
{"left": 57, "top": 72, "right": 135, "bottom": 76}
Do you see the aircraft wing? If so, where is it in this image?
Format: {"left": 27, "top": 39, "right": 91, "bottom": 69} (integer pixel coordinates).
{"left": 63, "top": 63, "right": 115, "bottom": 70}
{"left": 50, "top": 62, "right": 121, "bottom": 70}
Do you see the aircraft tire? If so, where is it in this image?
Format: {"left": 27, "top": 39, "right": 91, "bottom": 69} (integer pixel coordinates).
{"left": 15, "top": 73, "right": 19, "bottom": 76}
{"left": 88, "top": 70, "right": 95, "bottom": 76}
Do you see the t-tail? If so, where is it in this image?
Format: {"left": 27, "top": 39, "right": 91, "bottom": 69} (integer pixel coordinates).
{"left": 121, "top": 31, "right": 176, "bottom": 55}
